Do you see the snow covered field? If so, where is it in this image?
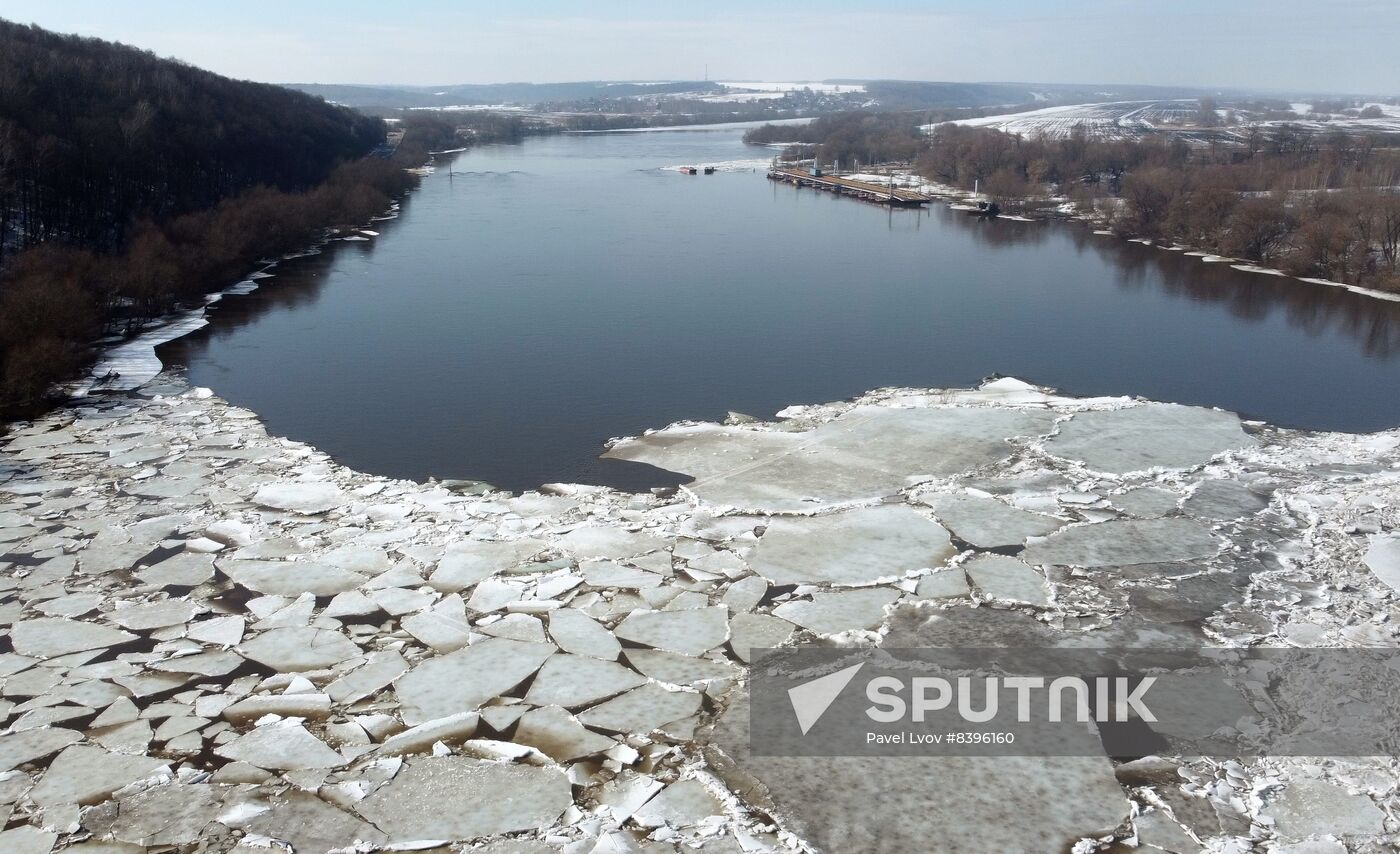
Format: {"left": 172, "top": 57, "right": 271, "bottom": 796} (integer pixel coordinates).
{"left": 929, "top": 99, "right": 1400, "bottom": 141}
{"left": 931, "top": 100, "right": 1202, "bottom": 141}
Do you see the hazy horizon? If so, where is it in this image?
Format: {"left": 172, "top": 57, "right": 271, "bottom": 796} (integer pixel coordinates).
{"left": 1, "top": 0, "right": 1397, "bottom": 95}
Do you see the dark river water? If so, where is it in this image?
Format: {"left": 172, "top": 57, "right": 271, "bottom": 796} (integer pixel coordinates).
{"left": 164, "top": 125, "right": 1400, "bottom": 492}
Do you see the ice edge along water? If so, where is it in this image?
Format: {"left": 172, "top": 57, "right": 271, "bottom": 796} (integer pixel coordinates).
{"left": 1, "top": 364, "right": 1398, "bottom": 852}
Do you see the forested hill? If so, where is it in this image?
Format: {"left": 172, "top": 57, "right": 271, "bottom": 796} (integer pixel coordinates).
{"left": 0, "top": 19, "right": 385, "bottom": 256}
{"left": 0, "top": 20, "right": 428, "bottom": 419}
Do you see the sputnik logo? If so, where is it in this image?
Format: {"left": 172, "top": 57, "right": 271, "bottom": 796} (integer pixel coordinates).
{"left": 787, "top": 662, "right": 865, "bottom": 735}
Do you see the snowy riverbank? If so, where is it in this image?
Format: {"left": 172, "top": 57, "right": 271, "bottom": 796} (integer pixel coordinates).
{"left": 844, "top": 168, "right": 1400, "bottom": 306}
{"left": 1, "top": 372, "right": 1398, "bottom": 851}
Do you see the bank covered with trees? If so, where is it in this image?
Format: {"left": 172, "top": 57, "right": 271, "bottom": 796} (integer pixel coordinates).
{"left": 0, "top": 21, "right": 496, "bottom": 419}
{"left": 749, "top": 109, "right": 1400, "bottom": 295}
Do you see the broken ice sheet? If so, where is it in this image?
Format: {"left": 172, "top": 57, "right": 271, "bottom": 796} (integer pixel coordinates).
{"left": 705, "top": 691, "right": 1129, "bottom": 853}
{"left": 7, "top": 372, "right": 1400, "bottom": 851}
{"left": 607, "top": 406, "right": 1057, "bottom": 511}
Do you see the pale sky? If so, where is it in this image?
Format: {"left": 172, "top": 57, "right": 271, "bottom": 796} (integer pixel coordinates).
{"left": 2, "top": 0, "right": 1396, "bottom": 94}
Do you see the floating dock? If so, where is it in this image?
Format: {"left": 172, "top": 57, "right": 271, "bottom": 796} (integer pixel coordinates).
{"left": 767, "top": 167, "right": 928, "bottom": 207}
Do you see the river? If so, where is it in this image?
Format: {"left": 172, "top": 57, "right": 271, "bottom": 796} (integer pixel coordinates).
{"left": 163, "top": 125, "right": 1400, "bottom": 492}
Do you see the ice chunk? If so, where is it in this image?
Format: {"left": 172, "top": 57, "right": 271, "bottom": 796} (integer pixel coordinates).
{"left": 749, "top": 505, "right": 954, "bottom": 585}
{"left": 252, "top": 482, "right": 345, "bottom": 515}
{"left": 136, "top": 553, "right": 216, "bottom": 588}
{"left": 107, "top": 783, "right": 223, "bottom": 846}
{"left": 429, "top": 538, "right": 546, "bottom": 592}
{"left": 394, "top": 638, "right": 555, "bottom": 724}
{"left": 963, "top": 555, "right": 1050, "bottom": 606}
{"left": 401, "top": 595, "right": 472, "bottom": 652}
{"left": 187, "top": 615, "right": 245, "bottom": 646}
{"left": 921, "top": 493, "right": 1064, "bottom": 548}
{"left": 109, "top": 600, "right": 201, "bottom": 631}
{"left": 0, "top": 727, "right": 83, "bottom": 772}
{"left": 10, "top": 617, "right": 137, "bottom": 658}
{"left": 1044, "top": 403, "right": 1254, "bottom": 473}
{"left": 513, "top": 704, "right": 616, "bottom": 761}
{"left": 547, "top": 608, "right": 622, "bottom": 660}
{"left": 204, "top": 520, "right": 255, "bottom": 547}
{"left": 218, "top": 559, "right": 364, "bottom": 596}
{"left": 377, "top": 711, "right": 479, "bottom": 756}
{"left": 1183, "top": 478, "right": 1269, "bottom": 520}
{"left": 632, "top": 778, "right": 725, "bottom": 828}
{"left": 614, "top": 606, "right": 729, "bottom": 655}
{"left": 772, "top": 588, "right": 900, "bottom": 635}
{"left": 1363, "top": 534, "right": 1400, "bottom": 593}
{"left": 236, "top": 626, "right": 362, "bottom": 672}
{"left": 215, "top": 720, "right": 345, "bottom": 770}
{"left": 230, "top": 789, "right": 386, "bottom": 852}
{"left": 557, "top": 525, "right": 670, "bottom": 560}
{"left": 28, "top": 745, "right": 168, "bottom": 806}
{"left": 577, "top": 682, "right": 703, "bottom": 733}
{"left": 522, "top": 653, "right": 647, "bottom": 708}
{"left": 221, "top": 693, "right": 333, "bottom": 723}
{"left": 596, "top": 771, "right": 665, "bottom": 823}
{"left": 0, "top": 826, "right": 57, "bottom": 854}
{"left": 913, "top": 568, "right": 970, "bottom": 600}
{"left": 728, "top": 612, "right": 796, "bottom": 663}
{"left": 353, "top": 757, "right": 570, "bottom": 841}
{"left": 1110, "top": 487, "right": 1180, "bottom": 518}
{"left": 1021, "top": 518, "right": 1220, "bottom": 567}
{"left": 1261, "top": 778, "right": 1386, "bottom": 841}
{"left": 704, "top": 691, "right": 1129, "bottom": 853}
{"left": 720, "top": 575, "right": 768, "bottom": 612}
{"left": 624, "top": 648, "right": 738, "bottom": 684}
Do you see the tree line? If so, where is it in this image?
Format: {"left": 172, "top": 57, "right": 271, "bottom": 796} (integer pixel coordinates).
{"left": 747, "top": 107, "right": 1400, "bottom": 293}
{"left": 916, "top": 122, "right": 1400, "bottom": 289}
{"left": 0, "top": 20, "right": 385, "bottom": 258}
{"left": 0, "top": 22, "right": 496, "bottom": 419}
